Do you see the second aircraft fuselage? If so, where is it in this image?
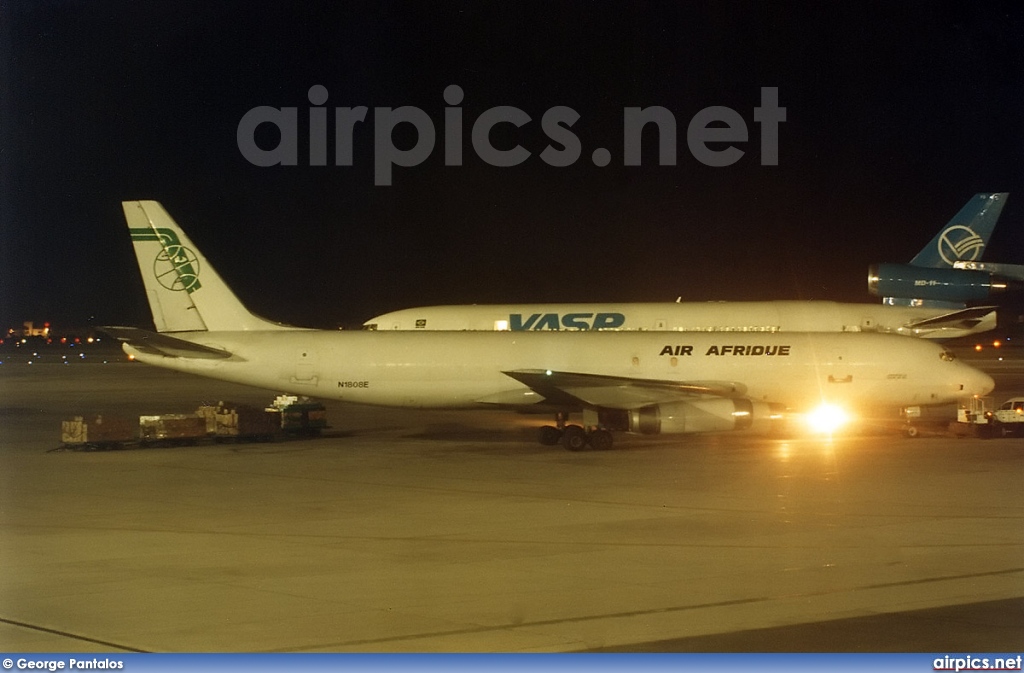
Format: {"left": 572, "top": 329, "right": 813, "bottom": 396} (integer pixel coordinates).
{"left": 362, "top": 300, "right": 995, "bottom": 339}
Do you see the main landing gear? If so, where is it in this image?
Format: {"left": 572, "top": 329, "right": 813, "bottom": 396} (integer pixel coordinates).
{"left": 538, "top": 412, "right": 614, "bottom": 451}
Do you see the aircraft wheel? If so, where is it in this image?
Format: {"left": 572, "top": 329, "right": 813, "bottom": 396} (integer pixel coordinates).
{"left": 538, "top": 425, "right": 563, "bottom": 446}
{"left": 587, "top": 429, "right": 614, "bottom": 451}
{"left": 562, "top": 425, "right": 587, "bottom": 451}
{"left": 902, "top": 425, "right": 919, "bottom": 438}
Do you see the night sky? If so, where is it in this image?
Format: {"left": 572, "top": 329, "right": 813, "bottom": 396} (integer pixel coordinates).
{"left": 2, "top": 1, "right": 1022, "bottom": 330}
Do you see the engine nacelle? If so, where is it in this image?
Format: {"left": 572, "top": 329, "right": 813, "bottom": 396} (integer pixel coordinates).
{"left": 627, "top": 398, "right": 782, "bottom": 435}
{"left": 868, "top": 263, "right": 1022, "bottom": 303}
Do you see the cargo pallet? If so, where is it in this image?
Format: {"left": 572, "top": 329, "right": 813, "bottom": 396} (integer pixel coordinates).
{"left": 53, "top": 397, "right": 328, "bottom": 451}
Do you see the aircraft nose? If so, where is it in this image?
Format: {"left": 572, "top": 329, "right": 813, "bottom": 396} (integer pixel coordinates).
{"left": 966, "top": 366, "right": 995, "bottom": 397}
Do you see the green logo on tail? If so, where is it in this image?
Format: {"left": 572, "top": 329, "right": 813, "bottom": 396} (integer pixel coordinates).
{"left": 129, "top": 228, "right": 203, "bottom": 294}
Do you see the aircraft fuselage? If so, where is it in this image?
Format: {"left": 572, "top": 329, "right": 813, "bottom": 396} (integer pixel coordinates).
{"left": 125, "top": 330, "right": 990, "bottom": 411}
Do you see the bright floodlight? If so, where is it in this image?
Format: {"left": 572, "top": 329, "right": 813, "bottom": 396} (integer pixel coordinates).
{"left": 806, "top": 403, "right": 850, "bottom": 434}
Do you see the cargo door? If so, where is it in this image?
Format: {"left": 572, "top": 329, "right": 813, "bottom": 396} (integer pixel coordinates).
{"left": 827, "top": 348, "right": 852, "bottom": 384}
{"left": 292, "top": 349, "right": 319, "bottom": 385}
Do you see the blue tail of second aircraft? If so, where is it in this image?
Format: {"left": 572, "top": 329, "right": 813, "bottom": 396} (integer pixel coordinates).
{"left": 908, "top": 193, "right": 1007, "bottom": 268}
{"left": 870, "top": 192, "right": 1013, "bottom": 309}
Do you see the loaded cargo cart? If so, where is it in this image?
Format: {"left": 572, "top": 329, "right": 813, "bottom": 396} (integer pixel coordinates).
{"left": 200, "top": 401, "right": 279, "bottom": 441}
{"left": 139, "top": 414, "right": 208, "bottom": 445}
{"left": 61, "top": 415, "right": 135, "bottom": 449}
{"left": 266, "top": 395, "right": 328, "bottom": 436}
{"left": 54, "top": 395, "right": 329, "bottom": 451}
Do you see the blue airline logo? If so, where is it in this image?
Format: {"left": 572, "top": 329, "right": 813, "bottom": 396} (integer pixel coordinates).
{"left": 510, "top": 312, "right": 626, "bottom": 330}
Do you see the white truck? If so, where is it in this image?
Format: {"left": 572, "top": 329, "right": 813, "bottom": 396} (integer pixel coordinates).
{"left": 947, "top": 396, "right": 1024, "bottom": 438}
{"left": 989, "top": 397, "right": 1024, "bottom": 437}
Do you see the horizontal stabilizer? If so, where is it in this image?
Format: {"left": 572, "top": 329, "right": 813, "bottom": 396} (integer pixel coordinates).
{"left": 503, "top": 369, "right": 746, "bottom": 410}
{"left": 904, "top": 306, "right": 998, "bottom": 330}
{"left": 954, "top": 260, "right": 1024, "bottom": 282}
{"left": 100, "top": 326, "right": 234, "bottom": 359}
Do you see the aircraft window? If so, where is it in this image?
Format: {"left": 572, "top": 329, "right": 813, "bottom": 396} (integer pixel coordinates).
{"left": 363, "top": 324, "right": 378, "bottom": 331}
{"left": 939, "top": 350, "right": 955, "bottom": 362}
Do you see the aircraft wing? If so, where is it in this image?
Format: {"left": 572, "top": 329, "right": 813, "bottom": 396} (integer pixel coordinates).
{"left": 502, "top": 369, "right": 747, "bottom": 409}
{"left": 100, "top": 326, "right": 234, "bottom": 359}
{"left": 904, "top": 306, "right": 997, "bottom": 331}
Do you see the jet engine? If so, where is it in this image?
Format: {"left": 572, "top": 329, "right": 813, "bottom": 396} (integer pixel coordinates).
{"left": 868, "top": 263, "right": 1022, "bottom": 303}
{"left": 626, "top": 398, "right": 783, "bottom": 435}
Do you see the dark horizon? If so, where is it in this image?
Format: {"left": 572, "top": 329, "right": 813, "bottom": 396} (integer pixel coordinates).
{"left": 3, "top": 2, "right": 1022, "bottom": 330}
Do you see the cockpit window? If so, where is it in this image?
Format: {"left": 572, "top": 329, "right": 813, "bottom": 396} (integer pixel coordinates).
{"left": 939, "top": 349, "right": 956, "bottom": 362}
{"left": 363, "top": 324, "right": 378, "bottom": 331}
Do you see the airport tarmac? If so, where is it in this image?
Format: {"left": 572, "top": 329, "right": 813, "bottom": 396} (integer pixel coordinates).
{"left": 1, "top": 358, "right": 1022, "bottom": 652}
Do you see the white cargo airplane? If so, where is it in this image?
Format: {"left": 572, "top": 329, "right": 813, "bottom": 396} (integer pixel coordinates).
{"left": 363, "top": 300, "right": 996, "bottom": 339}
{"left": 105, "top": 201, "right": 994, "bottom": 451}
{"left": 364, "top": 193, "right": 1006, "bottom": 337}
